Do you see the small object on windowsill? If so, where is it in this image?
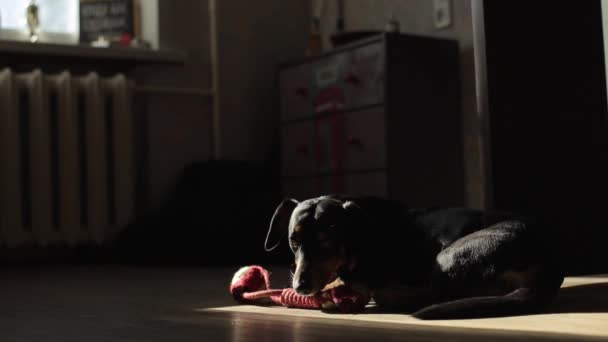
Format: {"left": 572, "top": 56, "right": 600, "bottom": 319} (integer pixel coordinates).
{"left": 26, "top": 0, "right": 40, "bottom": 43}
{"left": 79, "top": 0, "right": 135, "bottom": 45}
{"left": 335, "top": 0, "right": 345, "bottom": 34}
{"left": 119, "top": 32, "right": 132, "bottom": 47}
{"left": 305, "top": 17, "right": 322, "bottom": 57}
{"left": 90, "top": 35, "right": 152, "bottom": 50}
{"left": 91, "top": 36, "right": 110, "bottom": 48}
{"left": 385, "top": 14, "right": 400, "bottom": 33}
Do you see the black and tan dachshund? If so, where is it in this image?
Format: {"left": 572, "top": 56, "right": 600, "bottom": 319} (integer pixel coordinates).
{"left": 266, "top": 195, "right": 564, "bottom": 319}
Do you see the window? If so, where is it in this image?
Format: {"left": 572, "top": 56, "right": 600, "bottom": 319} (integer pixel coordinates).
{"left": 0, "top": 0, "right": 79, "bottom": 43}
{"left": 0, "top": 0, "right": 158, "bottom": 48}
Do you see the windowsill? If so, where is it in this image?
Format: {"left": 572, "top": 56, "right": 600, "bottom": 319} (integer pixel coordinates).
{"left": 0, "top": 39, "right": 186, "bottom": 66}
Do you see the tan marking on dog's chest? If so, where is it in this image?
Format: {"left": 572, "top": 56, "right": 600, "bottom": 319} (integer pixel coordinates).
{"left": 499, "top": 266, "right": 539, "bottom": 288}
{"left": 322, "top": 277, "right": 345, "bottom": 291}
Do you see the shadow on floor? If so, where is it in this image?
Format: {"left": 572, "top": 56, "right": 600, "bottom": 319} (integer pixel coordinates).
{"left": 355, "top": 282, "right": 608, "bottom": 317}
{"left": 546, "top": 282, "right": 608, "bottom": 314}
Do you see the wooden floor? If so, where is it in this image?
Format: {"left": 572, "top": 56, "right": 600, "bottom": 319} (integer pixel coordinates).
{"left": 1, "top": 267, "right": 607, "bottom": 341}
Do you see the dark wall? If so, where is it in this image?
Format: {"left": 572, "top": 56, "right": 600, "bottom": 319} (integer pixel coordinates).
{"left": 114, "top": 160, "right": 288, "bottom": 266}
{"left": 484, "top": 1, "right": 608, "bottom": 274}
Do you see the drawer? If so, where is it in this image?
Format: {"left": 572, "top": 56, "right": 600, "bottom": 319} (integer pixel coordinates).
{"left": 281, "top": 121, "right": 315, "bottom": 177}
{"left": 310, "top": 43, "right": 385, "bottom": 113}
{"left": 346, "top": 107, "right": 386, "bottom": 171}
{"left": 347, "top": 172, "right": 388, "bottom": 197}
{"left": 313, "top": 108, "right": 385, "bottom": 174}
{"left": 342, "top": 43, "right": 385, "bottom": 110}
{"left": 311, "top": 53, "right": 349, "bottom": 113}
{"left": 280, "top": 63, "right": 313, "bottom": 121}
{"left": 312, "top": 112, "right": 346, "bottom": 174}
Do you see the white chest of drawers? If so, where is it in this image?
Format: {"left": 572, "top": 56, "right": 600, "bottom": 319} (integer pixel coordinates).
{"left": 279, "top": 33, "right": 464, "bottom": 207}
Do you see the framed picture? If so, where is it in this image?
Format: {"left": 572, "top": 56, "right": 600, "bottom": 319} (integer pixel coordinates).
{"left": 79, "top": 0, "right": 139, "bottom": 44}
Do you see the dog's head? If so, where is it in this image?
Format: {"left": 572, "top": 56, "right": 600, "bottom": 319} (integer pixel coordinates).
{"left": 266, "top": 196, "right": 366, "bottom": 295}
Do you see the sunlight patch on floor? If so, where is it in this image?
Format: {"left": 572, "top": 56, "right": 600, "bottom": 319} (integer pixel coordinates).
{"left": 197, "top": 275, "right": 608, "bottom": 339}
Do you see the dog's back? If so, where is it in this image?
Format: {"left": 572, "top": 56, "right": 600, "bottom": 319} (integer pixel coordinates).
{"left": 408, "top": 208, "right": 564, "bottom": 319}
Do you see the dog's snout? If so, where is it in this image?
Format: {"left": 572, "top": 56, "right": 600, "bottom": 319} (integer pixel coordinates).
{"left": 295, "top": 279, "right": 313, "bottom": 295}
{"left": 294, "top": 269, "right": 315, "bottom": 295}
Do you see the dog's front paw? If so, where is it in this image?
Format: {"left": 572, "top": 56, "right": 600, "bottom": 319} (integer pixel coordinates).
{"left": 330, "top": 286, "right": 369, "bottom": 313}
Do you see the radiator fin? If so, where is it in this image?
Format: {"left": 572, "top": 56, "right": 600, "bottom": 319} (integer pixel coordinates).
{"left": 16, "top": 70, "right": 58, "bottom": 246}
{"left": 102, "top": 75, "right": 135, "bottom": 232}
{"left": 0, "top": 69, "right": 135, "bottom": 248}
{"left": 0, "top": 69, "right": 31, "bottom": 246}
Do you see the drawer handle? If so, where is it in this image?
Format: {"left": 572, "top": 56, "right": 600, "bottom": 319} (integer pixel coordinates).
{"left": 348, "top": 137, "right": 364, "bottom": 148}
{"left": 344, "top": 73, "right": 361, "bottom": 86}
{"left": 295, "top": 145, "right": 310, "bottom": 156}
{"left": 294, "top": 87, "right": 309, "bottom": 98}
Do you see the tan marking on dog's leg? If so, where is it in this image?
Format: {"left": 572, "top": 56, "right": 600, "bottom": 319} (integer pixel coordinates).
{"left": 293, "top": 225, "right": 303, "bottom": 233}
{"left": 322, "top": 277, "right": 345, "bottom": 291}
{"left": 499, "top": 266, "right": 539, "bottom": 290}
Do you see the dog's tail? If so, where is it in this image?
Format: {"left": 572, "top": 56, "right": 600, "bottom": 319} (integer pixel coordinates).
{"left": 412, "top": 287, "right": 553, "bottom": 320}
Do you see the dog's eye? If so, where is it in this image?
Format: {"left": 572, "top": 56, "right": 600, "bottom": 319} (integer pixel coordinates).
{"left": 289, "top": 238, "right": 300, "bottom": 249}
{"left": 320, "top": 239, "right": 333, "bottom": 250}
{"left": 316, "top": 231, "right": 335, "bottom": 250}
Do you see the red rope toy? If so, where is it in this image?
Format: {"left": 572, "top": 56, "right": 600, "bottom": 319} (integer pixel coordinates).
{"left": 230, "top": 265, "right": 370, "bottom": 312}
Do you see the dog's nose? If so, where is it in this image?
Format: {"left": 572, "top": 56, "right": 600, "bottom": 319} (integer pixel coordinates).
{"left": 295, "top": 280, "right": 313, "bottom": 295}
{"left": 295, "top": 285, "right": 313, "bottom": 296}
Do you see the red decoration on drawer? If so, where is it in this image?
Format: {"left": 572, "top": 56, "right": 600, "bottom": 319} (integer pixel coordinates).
{"left": 348, "top": 137, "right": 363, "bottom": 148}
{"left": 294, "top": 87, "right": 309, "bottom": 99}
{"left": 313, "top": 86, "right": 347, "bottom": 194}
{"left": 344, "top": 72, "right": 361, "bottom": 86}
{"left": 295, "top": 144, "right": 310, "bottom": 156}
{"left": 314, "top": 87, "right": 345, "bottom": 113}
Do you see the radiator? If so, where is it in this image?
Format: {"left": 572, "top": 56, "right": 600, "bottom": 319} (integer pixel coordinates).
{"left": 0, "top": 69, "right": 135, "bottom": 248}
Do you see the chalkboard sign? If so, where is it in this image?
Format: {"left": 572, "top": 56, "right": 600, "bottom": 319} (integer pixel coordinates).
{"left": 80, "top": 0, "right": 134, "bottom": 43}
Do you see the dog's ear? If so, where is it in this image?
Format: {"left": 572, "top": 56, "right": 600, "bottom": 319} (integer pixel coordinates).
{"left": 342, "top": 200, "right": 371, "bottom": 226}
{"left": 264, "top": 199, "right": 299, "bottom": 251}
{"left": 342, "top": 200, "right": 367, "bottom": 218}
{"left": 342, "top": 200, "right": 360, "bottom": 211}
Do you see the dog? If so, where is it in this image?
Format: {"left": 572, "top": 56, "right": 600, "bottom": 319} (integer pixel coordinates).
{"left": 265, "top": 195, "right": 564, "bottom": 319}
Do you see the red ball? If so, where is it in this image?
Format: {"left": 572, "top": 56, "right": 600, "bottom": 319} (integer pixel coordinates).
{"left": 230, "top": 266, "right": 270, "bottom": 302}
